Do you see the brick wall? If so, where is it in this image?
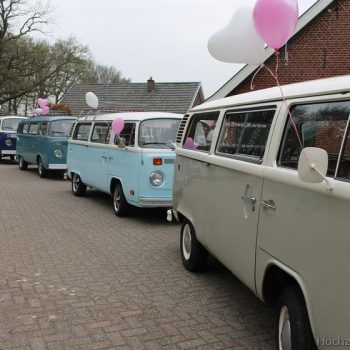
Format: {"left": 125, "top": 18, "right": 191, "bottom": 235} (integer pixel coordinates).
{"left": 229, "top": 0, "right": 350, "bottom": 95}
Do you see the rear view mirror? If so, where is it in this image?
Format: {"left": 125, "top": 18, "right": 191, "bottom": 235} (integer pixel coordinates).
{"left": 298, "top": 147, "right": 332, "bottom": 188}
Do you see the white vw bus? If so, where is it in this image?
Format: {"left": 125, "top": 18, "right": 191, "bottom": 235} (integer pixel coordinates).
{"left": 170, "top": 75, "right": 350, "bottom": 350}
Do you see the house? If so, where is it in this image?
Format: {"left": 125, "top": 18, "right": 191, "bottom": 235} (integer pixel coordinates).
{"left": 208, "top": 0, "right": 350, "bottom": 101}
{"left": 61, "top": 78, "right": 204, "bottom": 116}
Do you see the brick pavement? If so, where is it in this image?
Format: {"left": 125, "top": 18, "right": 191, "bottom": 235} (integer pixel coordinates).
{"left": 0, "top": 162, "right": 275, "bottom": 350}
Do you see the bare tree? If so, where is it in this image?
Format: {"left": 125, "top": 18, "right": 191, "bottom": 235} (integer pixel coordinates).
{"left": 81, "top": 60, "right": 131, "bottom": 84}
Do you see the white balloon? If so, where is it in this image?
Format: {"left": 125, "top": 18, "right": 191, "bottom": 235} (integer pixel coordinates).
{"left": 208, "top": 6, "right": 265, "bottom": 65}
{"left": 85, "top": 92, "right": 99, "bottom": 109}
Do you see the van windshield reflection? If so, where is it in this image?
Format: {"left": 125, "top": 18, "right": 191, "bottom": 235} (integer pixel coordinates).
{"left": 139, "top": 119, "right": 180, "bottom": 149}
{"left": 49, "top": 120, "right": 75, "bottom": 137}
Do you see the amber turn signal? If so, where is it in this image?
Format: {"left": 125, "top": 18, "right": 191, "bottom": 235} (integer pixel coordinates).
{"left": 153, "top": 157, "right": 163, "bottom": 166}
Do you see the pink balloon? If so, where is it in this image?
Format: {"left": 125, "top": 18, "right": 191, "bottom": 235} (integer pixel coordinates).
{"left": 41, "top": 106, "right": 49, "bottom": 116}
{"left": 253, "top": 0, "right": 298, "bottom": 51}
{"left": 112, "top": 118, "right": 125, "bottom": 135}
{"left": 183, "top": 137, "right": 198, "bottom": 149}
{"left": 38, "top": 98, "right": 48, "bottom": 108}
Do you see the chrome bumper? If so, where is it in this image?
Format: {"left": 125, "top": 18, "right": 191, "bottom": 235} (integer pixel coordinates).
{"left": 48, "top": 164, "right": 67, "bottom": 170}
{"left": 139, "top": 197, "right": 172, "bottom": 208}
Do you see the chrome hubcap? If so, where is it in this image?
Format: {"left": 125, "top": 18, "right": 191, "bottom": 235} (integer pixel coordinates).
{"left": 279, "top": 306, "right": 291, "bottom": 350}
{"left": 114, "top": 188, "right": 120, "bottom": 211}
{"left": 182, "top": 224, "right": 192, "bottom": 260}
{"left": 73, "top": 175, "right": 80, "bottom": 192}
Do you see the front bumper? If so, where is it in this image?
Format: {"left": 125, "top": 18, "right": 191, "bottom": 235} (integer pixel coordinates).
{"left": 139, "top": 197, "right": 172, "bottom": 208}
{"left": 48, "top": 164, "right": 67, "bottom": 170}
{"left": 1, "top": 150, "right": 16, "bottom": 155}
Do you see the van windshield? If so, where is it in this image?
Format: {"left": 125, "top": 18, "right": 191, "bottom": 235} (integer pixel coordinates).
{"left": 49, "top": 120, "right": 75, "bottom": 137}
{"left": 2, "top": 118, "right": 22, "bottom": 131}
{"left": 139, "top": 118, "right": 181, "bottom": 149}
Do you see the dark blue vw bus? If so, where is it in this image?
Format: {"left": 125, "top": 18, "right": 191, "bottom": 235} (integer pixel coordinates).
{"left": 0, "top": 116, "right": 27, "bottom": 160}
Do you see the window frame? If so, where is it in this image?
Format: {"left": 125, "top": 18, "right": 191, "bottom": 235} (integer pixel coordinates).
{"left": 114, "top": 122, "right": 136, "bottom": 147}
{"left": 91, "top": 122, "right": 111, "bottom": 144}
{"left": 215, "top": 107, "right": 276, "bottom": 164}
{"left": 277, "top": 99, "right": 350, "bottom": 181}
{"left": 182, "top": 112, "right": 220, "bottom": 153}
{"left": 28, "top": 122, "right": 39, "bottom": 135}
{"left": 72, "top": 122, "right": 92, "bottom": 142}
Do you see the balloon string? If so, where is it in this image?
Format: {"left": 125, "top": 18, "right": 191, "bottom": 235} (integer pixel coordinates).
{"left": 250, "top": 64, "right": 264, "bottom": 91}
{"left": 263, "top": 51, "right": 304, "bottom": 150}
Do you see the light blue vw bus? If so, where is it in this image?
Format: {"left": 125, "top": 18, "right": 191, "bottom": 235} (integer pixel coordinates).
{"left": 16, "top": 116, "right": 77, "bottom": 177}
{"left": 0, "top": 116, "right": 27, "bottom": 160}
{"left": 67, "top": 112, "right": 182, "bottom": 216}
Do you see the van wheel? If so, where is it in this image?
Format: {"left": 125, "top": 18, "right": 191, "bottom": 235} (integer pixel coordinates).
{"left": 18, "top": 156, "right": 28, "bottom": 170}
{"left": 38, "top": 157, "right": 48, "bottom": 178}
{"left": 276, "top": 285, "right": 317, "bottom": 350}
{"left": 72, "top": 173, "right": 86, "bottom": 197}
{"left": 180, "top": 220, "right": 208, "bottom": 272}
{"left": 113, "top": 183, "right": 129, "bottom": 217}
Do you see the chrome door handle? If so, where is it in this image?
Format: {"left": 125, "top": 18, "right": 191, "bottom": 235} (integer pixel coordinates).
{"left": 241, "top": 196, "right": 256, "bottom": 205}
{"left": 241, "top": 196, "right": 256, "bottom": 211}
{"left": 261, "top": 200, "right": 276, "bottom": 210}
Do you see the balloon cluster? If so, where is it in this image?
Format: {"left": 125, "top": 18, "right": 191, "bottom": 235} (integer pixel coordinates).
{"left": 33, "top": 98, "right": 50, "bottom": 117}
{"left": 208, "top": 0, "right": 299, "bottom": 64}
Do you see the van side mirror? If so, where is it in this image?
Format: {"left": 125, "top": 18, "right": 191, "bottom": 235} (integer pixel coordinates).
{"left": 298, "top": 147, "right": 332, "bottom": 189}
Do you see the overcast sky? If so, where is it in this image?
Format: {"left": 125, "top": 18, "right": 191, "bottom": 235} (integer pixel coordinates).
{"left": 40, "top": 0, "right": 318, "bottom": 98}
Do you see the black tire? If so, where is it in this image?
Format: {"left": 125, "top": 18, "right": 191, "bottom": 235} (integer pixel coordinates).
{"left": 180, "top": 220, "right": 208, "bottom": 272}
{"left": 71, "top": 173, "right": 86, "bottom": 197}
{"left": 276, "top": 285, "right": 317, "bottom": 350}
{"left": 38, "top": 157, "right": 48, "bottom": 178}
{"left": 113, "top": 183, "right": 129, "bottom": 217}
{"left": 18, "top": 156, "right": 28, "bottom": 170}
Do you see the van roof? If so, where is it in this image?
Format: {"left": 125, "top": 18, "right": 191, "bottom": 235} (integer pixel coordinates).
{"left": 78, "top": 111, "right": 183, "bottom": 122}
{"left": 19, "top": 116, "right": 77, "bottom": 122}
{"left": 0, "top": 116, "right": 27, "bottom": 121}
{"left": 191, "top": 75, "right": 350, "bottom": 112}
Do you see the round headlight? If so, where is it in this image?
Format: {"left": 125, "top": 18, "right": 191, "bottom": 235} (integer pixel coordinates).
{"left": 149, "top": 171, "right": 164, "bottom": 187}
{"left": 54, "top": 149, "right": 63, "bottom": 158}
{"left": 5, "top": 139, "right": 12, "bottom": 146}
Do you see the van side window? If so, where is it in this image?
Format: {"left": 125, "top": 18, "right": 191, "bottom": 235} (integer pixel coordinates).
{"left": 114, "top": 122, "right": 136, "bottom": 147}
{"left": 28, "top": 123, "right": 39, "bottom": 135}
{"left": 216, "top": 109, "right": 275, "bottom": 163}
{"left": 278, "top": 100, "right": 350, "bottom": 176}
{"left": 337, "top": 127, "right": 350, "bottom": 180}
{"left": 18, "top": 122, "right": 28, "bottom": 134}
{"left": 183, "top": 112, "right": 219, "bottom": 152}
{"left": 91, "top": 123, "right": 111, "bottom": 144}
{"left": 73, "top": 123, "right": 91, "bottom": 141}
{"left": 40, "top": 122, "right": 48, "bottom": 136}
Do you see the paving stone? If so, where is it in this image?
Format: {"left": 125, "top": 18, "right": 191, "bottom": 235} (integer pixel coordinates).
{"left": 0, "top": 163, "right": 275, "bottom": 349}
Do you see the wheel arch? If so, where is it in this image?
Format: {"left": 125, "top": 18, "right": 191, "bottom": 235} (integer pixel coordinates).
{"left": 110, "top": 177, "right": 123, "bottom": 195}
{"left": 261, "top": 261, "right": 317, "bottom": 340}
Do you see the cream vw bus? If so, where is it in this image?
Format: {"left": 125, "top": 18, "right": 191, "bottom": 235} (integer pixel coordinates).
{"left": 170, "top": 76, "right": 350, "bottom": 350}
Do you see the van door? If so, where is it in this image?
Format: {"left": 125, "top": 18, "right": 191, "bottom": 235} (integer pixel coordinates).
{"left": 85, "top": 123, "right": 111, "bottom": 192}
{"left": 258, "top": 100, "right": 350, "bottom": 342}
{"left": 69, "top": 123, "right": 92, "bottom": 185}
{"left": 108, "top": 122, "right": 139, "bottom": 202}
{"left": 27, "top": 122, "right": 40, "bottom": 163}
{"left": 204, "top": 108, "right": 276, "bottom": 292}
{"left": 174, "top": 112, "right": 220, "bottom": 243}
